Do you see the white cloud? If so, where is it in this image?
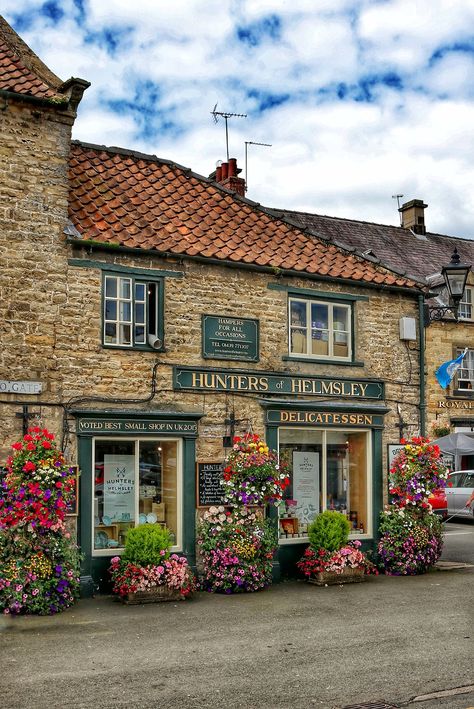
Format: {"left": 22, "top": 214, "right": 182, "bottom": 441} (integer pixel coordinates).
{"left": 3, "top": 0, "right": 474, "bottom": 238}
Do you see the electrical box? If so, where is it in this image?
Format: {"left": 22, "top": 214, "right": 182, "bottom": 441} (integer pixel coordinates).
{"left": 399, "top": 317, "right": 417, "bottom": 341}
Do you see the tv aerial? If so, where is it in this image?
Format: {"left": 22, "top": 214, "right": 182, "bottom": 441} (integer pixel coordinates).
{"left": 211, "top": 103, "right": 247, "bottom": 161}
{"left": 392, "top": 194, "right": 404, "bottom": 225}
{"left": 244, "top": 141, "right": 272, "bottom": 192}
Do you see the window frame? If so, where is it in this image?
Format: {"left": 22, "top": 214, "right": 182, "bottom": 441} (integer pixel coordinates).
{"left": 102, "top": 271, "right": 164, "bottom": 351}
{"left": 453, "top": 346, "right": 474, "bottom": 395}
{"left": 458, "top": 286, "right": 473, "bottom": 322}
{"left": 91, "top": 436, "right": 183, "bottom": 557}
{"left": 288, "top": 296, "right": 353, "bottom": 361}
{"left": 277, "top": 427, "right": 372, "bottom": 544}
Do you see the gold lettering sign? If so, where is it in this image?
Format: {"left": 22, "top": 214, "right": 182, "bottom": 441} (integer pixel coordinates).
{"left": 176, "top": 367, "right": 383, "bottom": 400}
{"left": 277, "top": 411, "right": 373, "bottom": 426}
{"left": 437, "top": 400, "right": 474, "bottom": 410}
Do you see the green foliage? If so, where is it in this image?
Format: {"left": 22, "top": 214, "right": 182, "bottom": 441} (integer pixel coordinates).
{"left": 123, "top": 524, "right": 172, "bottom": 566}
{"left": 307, "top": 511, "right": 350, "bottom": 553}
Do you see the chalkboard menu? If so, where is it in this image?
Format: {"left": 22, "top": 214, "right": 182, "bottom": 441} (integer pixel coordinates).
{"left": 197, "top": 462, "right": 226, "bottom": 507}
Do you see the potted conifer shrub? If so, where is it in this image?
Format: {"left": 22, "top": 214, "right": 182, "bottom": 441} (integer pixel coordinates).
{"left": 109, "top": 523, "right": 195, "bottom": 603}
{"left": 297, "top": 511, "right": 377, "bottom": 586}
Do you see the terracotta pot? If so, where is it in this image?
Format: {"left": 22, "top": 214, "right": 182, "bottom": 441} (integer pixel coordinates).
{"left": 307, "top": 567, "right": 366, "bottom": 586}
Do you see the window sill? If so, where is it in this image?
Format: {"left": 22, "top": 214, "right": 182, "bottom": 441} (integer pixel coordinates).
{"left": 282, "top": 355, "right": 365, "bottom": 367}
{"left": 278, "top": 533, "right": 372, "bottom": 545}
{"left": 102, "top": 344, "right": 166, "bottom": 353}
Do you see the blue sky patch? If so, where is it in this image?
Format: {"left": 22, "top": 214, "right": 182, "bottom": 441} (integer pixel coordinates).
{"left": 236, "top": 14, "right": 281, "bottom": 47}
{"left": 84, "top": 26, "right": 134, "bottom": 56}
{"left": 41, "top": 1, "right": 65, "bottom": 23}
{"left": 247, "top": 89, "right": 290, "bottom": 113}
{"left": 430, "top": 40, "right": 474, "bottom": 65}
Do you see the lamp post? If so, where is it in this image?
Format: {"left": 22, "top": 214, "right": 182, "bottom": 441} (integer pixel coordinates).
{"left": 424, "top": 248, "right": 471, "bottom": 326}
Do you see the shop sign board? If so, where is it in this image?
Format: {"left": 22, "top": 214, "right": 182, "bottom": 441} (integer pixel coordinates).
{"left": 292, "top": 452, "right": 320, "bottom": 523}
{"left": 267, "top": 410, "right": 384, "bottom": 427}
{"left": 174, "top": 366, "right": 384, "bottom": 400}
{"left": 0, "top": 380, "right": 42, "bottom": 394}
{"left": 197, "top": 462, "right": 226, "bottom": 507}
{"left": 202, "top": 315, "right": 259, "bottom": 362}
{"left": 77, "top": 418, "right": 198, "bottom": 436}
{"left": 437, "top": 399, "right": 474, "bottom": 410}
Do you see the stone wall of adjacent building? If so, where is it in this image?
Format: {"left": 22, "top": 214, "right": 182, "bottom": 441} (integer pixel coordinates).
{"left": 424, "top": 272, "right": 474, "bottom": 437}
{"left": 0, "top": 98, "right": 74, "bottom": 456}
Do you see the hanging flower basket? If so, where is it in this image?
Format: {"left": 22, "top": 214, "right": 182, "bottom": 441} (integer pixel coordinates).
{"left": 222, "top": 434, "right": 289, "bottom": 506}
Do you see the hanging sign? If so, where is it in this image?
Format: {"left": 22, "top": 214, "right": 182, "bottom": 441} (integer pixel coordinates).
{"left": 103, "top": 454, "right": 135, "bottom": 521}
{"left": 292, "top": 452, "right": 320, "bottom": 523}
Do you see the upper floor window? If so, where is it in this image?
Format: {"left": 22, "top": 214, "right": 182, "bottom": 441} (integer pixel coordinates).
{"left": 454, "top": 347, "right": 474, "bottom": 393}
{"left": 289, "top": 297, "right": 352, "bottom": 360}
{"left": 458, "top": 286, "right": 473, "bottom": 321}
{"left": 103, "top": 274, "right": 163, "bottom": 349}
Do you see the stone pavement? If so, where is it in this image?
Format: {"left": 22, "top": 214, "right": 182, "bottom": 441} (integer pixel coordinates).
{"left": 1, "top": 568, "right": 473, "bottom": 709}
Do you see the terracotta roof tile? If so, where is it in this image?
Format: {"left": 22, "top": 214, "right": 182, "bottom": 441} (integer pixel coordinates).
{"left": 68, "top": 141, "right": 419, "bottom": 290}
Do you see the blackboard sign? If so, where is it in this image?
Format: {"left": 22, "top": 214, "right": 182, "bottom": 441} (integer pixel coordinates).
{"left": 197, "top": 462, "right": 226, "bottom": 507}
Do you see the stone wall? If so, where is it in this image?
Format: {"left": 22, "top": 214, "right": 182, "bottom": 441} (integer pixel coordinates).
{"left": 0, "top": 98, "right": 74, "bottom": 455}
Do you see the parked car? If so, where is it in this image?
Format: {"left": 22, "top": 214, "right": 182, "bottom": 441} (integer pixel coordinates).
{"left": 445, "top": 470, "right": 474, "bottom": 520}
{"left": 428, "top": 488, "right": 448, "bottom": 520}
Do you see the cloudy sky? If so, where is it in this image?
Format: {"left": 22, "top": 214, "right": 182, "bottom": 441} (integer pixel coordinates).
{"left": 4, "top": 0, "right": 474, "bottom": 238}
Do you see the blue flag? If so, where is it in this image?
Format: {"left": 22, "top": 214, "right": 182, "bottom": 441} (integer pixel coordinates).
{"left": 435, "top": 349, "right": 468, "bottom": 389}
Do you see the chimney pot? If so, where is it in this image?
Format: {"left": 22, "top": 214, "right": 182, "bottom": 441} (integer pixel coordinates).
{"left": 216, "top": 165, "right": 222, "bottom": 182}
{"left": 228, "top": 158, "right": 237, "bottom": 177}
{"left": 221, "top": 162, "right": 228, "bottom": 180}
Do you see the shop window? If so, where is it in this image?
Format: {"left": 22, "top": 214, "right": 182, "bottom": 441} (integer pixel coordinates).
{"left": 278, "top": 428, "right": 370, "bottom": 541}
{"left": 103, "top": 273, "right": 163, "bottom": 349}
{"left": 459, "top": 286, "right": 473, "bottom": 321}
{"left": 93, "top": 439, "right": 180, "bottom": 553}
{"left": 454, "top": 347, "right": 474, "bottom": 394}
{"left": 289, "top": 297, "right": 351, "bottom": 360}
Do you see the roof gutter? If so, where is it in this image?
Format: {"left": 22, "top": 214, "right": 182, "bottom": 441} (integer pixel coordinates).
{"left": 67, "top": 237, "right": 426, "bottom": 297}
{"left": 0, "top": 88, "right": 67, "bottom": 109}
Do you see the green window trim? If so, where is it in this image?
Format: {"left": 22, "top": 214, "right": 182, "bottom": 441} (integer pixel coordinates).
{"left": 68, "top": 258, "right": 184, "bottom": 279}
{"left": 268, "top": 283, "right": 369, "bottom": 302}
{"left": 102, "top": 271, "right": 165, "bottom": 351}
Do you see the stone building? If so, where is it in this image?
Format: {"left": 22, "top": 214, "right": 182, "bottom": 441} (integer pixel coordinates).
{"left": 1, "top": 17, "right": 430, "bottom": 590}
{"left": 274, "top": 200, "right": 474, "bottom": 469}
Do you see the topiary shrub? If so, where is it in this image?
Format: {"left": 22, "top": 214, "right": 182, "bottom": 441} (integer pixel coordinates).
{"left": 307, "top": 511, "right": 350, "bottom": 553}
{"left": 123, "top": 524, "right": 173, "bottom": 567}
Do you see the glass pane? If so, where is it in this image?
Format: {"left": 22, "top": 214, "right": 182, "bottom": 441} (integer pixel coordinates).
{"left": 104, "top": 323, "right": 116, "bottom": 343}
{"left": 134, "top": 325, "right": 145, "bottom": 343}
{"left": 333, "top": 306, "right": 348, "bottom": 331}
{"left": 139, "top": 441, "right": 178, "bottom": 545}
{"left": 326, "top": 431, "right": 368, "bottom": 534}
{"left": 135, "top": 302, "right": 145, "bottom": 324}
{"left": 120, "top": 301, "right": 131, "bottom": 322}
{"left": 135, "top": 283, "right": 146, "bottom": 302}
{"left": 311, "top": 302, "right": 328, "bottom": 329}
{"left": 290, "top": 300, "right": 306, "bottom": 327}
{"left": 105, "top": 300, "right": 117, "bottom": 321}
{"left": 278, "top": 429, "right": 323, "bottom": 539}
{"left": 120, "top": 324, "right": 131, "bottom": 344}
{"left": 94, "top": 440, "right": 135, "bottom": 550}
{"left": 105, "top": 277, "right": 117, "bottom": 298}
{"left": 333, "top": 331, "right": 348, "bottom": 357}
{"left": 120, "top": 278, "right": 131, "bottom": 299}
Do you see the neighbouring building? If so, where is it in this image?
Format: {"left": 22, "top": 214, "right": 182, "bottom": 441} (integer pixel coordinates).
{"left": 272, "top": 200, "right": 474, "bottom": 469}
{"left": 0, "top": 16, "right": 441, "bottom": 592}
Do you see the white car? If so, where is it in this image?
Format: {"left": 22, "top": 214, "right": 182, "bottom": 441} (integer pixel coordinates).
{"left": 445, "top": 470, "right": 474, "bottom": 520}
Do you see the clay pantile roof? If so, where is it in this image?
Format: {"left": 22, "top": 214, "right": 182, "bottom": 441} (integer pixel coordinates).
{"left": 0, "top": 15, "right": 63, "bottom": 99}
{"left": 68, "top": 141, "right": 421, "bottom": 290}
{"left": 270, "top": 207, "right": 474, "bottom": 283}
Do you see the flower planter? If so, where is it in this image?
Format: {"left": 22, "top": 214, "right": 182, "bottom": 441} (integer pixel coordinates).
{"left": 307, "top": 567, "right": 366, "bottom": 586}
{"left": 121, "top": 586, "right": 188, "bottom": 604}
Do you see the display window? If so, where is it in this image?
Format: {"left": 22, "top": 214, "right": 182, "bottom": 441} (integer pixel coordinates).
{"left": 278, "top": 428, "right": 371, "bottom": 542}
{"left": 92, "top": 438, "right": 181, "bottom": 554}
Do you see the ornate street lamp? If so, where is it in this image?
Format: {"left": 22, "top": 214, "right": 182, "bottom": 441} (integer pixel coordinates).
{"left": 424, "top": 248, "right": 471, "bottom": 325}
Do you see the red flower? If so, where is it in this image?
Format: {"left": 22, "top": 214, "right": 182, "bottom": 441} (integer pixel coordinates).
{"left": 26, "top": 442, "right": 36, "bottom": 451}
{"left": 23, "top": 461, "right": 36, "bottom": 472}
{"left": 42, "top": 441, "right": 52, "bottom": 449}
{"left": 23, "top": 434, "right": 33, "bottom": 442}
{"left": 11, "top": 442, "right": 22, "bottom": 451}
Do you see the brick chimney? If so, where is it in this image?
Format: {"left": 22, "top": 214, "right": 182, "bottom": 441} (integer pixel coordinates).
{"left": 211, "top": 158, "right": 246, "bottom": 197}
{"left": 399, "top": 199, "right": 428, "bottom": 235}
